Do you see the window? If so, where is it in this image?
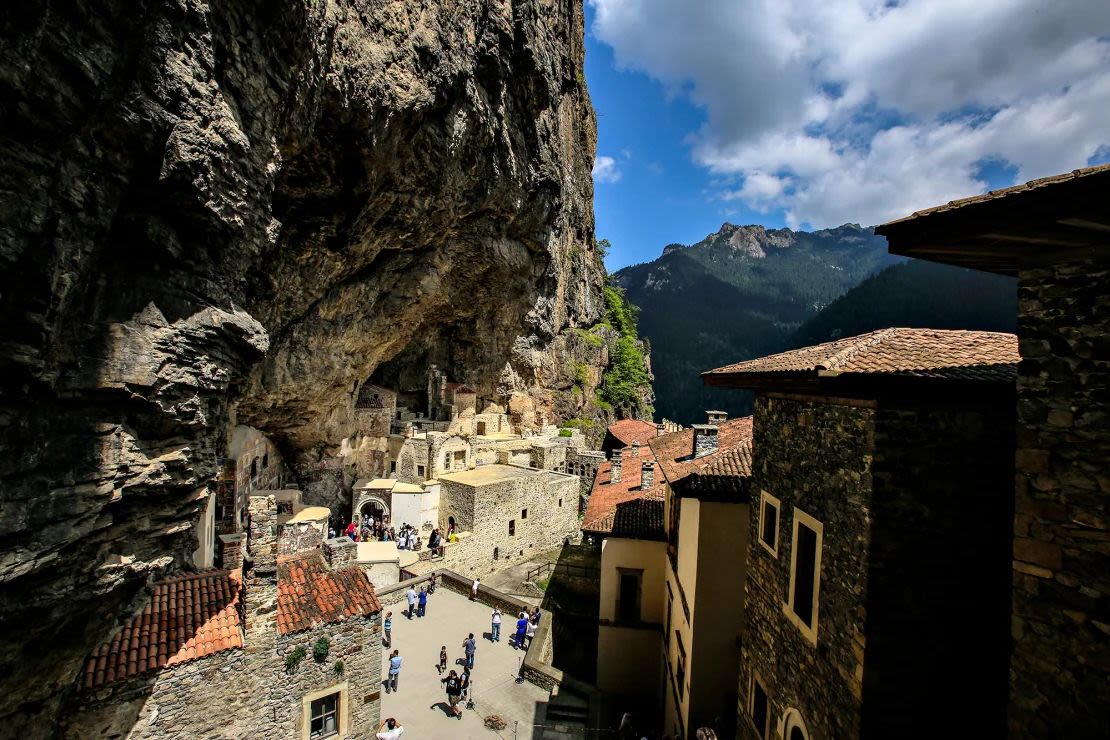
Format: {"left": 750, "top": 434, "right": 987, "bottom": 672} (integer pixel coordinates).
{"left": 509, "top": 520, "right": 515, "bottom": 536}
{"left": 783, "top": 709, "right": 809, "bottom": 740}
{"left": 616, "top": 569, "right": 642, "bottom": 623}
{"left": 558, "top": 498, "right": 563, "bottom": 508}
{"left": 417, "top": 464, "right": 425, "bottom": 478}
{"left": 758, "top": 491, "right": 781, "bottom": 556}
{"left": 521, "top": 508, "right": 528, "bottom": 519}
{"left": 750, "top": 675, "right": 770, "bottom": 739}
{"left": 786, "top": 508, "right": 824, "bottom": 644}
{"left": 262, "top": 453, "right": 269, "bottom": 469}
{"left": 390, "top": 461, "right": 397, "bottom": 474}
{"left": 309, "top": 692, "right": 339, "bottom": 738}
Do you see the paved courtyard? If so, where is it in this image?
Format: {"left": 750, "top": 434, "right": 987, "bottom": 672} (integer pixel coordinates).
{"left": 379, "top": 587, "right": 551, "bottom": 739}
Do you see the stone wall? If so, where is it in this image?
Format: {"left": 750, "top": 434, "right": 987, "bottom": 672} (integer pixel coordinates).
{"left": 248, "top": 493, "right": 278, "bottom": 570}
{"left": 440, "top": 468, "right": 580, "bottom": 573}
{"left": 1010, "top": 255, "right": 1110, "bottom": 737}
{"left": 562, "top": 448, "right": 605, "bottom": 500}
{"left": 738, "top": 394, "right": 875, "bottom": 740}
{"left": 64, "top": 610, "right": 382, "bottom": 739}
{"left": 278, "top": 521, "right": 324, "bottom": 556}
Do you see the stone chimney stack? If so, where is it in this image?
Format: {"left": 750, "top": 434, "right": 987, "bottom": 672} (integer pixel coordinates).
{"left": 693, "top": 424, "right": 719, "bottom": 458}
{"left": 631, "top": 441, "right": 641, "bottom": 457}
{"left": 219, "top": 532, "right": 245, "bottom": 571}
{"left": 610, "top": 452, "right": 623, "bottom": 483}
{"left": 656, "top": 423, "right": 665, "bottom": 435}
{"left": 707, "top": 410, "right": 728, "bottom": 426}
{"left": 641, "top": 461, "right": 655, "bottom": 489}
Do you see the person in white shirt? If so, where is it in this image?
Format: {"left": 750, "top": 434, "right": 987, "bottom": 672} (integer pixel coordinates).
{"left": 491, "top": 607, "right": 502, "bottom": 642}
{"left": 405, "top": 586, "right": 416, "bottom": 619}
{"left": 376, "top": 717, "right": 403, "bottom": 739}
{"left": 470, "top": 578, "right": 480, "bottom": 600}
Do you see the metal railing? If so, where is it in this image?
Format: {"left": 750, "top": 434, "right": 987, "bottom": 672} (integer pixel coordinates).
{"left": 526, "top": 561, "right": 600, "bottom": 581}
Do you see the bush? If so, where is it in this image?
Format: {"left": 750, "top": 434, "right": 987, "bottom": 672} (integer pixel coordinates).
{"left": 313, "top": 637, "right": 330, "bottom": 663}
{"left": 285, "top": 646, "right": 306, "bottom": 673}
{"left": 334, "top": 659, "right": 345, "bottom": 676}
{"left": 558, "top": 429, "right": 573, "bottom": 438}
{"left": 597, "top": 285, "right": 653, "bottom": 417}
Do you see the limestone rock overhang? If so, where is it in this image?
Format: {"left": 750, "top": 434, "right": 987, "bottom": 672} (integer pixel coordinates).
{"left": 876, "top": 163, "right": 1110, "bottom": 276}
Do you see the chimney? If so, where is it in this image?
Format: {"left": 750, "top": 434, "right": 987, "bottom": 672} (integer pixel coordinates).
{"left": 610, "top": 452, "right": 623, "bottom": 483}
{"left": 631, "top": 441, "right": 641, "bottom": 457}
{"left": 219, "top": 532, "right": 245, "bottom": 571}
{"left": 641, "top": 461, "right": 655, "bottom": 489}
{"left": 707, "top": 410, "right": 728, "bottom": 426}
{"left": 693, "top": 424, "right": 719, "bottom": 458}
{"left": 656, "top": 423, "right": 665, "bottom": 435}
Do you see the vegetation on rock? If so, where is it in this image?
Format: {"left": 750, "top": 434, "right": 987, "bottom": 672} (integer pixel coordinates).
{"left": 596, "top": 283, "right": 654, "bottom": 418}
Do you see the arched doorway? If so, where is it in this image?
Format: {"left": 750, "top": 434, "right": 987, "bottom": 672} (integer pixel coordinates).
{"left": 353, "top": 495, "right": 390, "bottom": 526}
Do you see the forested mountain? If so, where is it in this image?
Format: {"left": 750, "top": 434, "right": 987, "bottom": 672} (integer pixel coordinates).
{"left": 614, "top": 223, "right": 898, "bottom": 424}
{"left": 615, "top": 223, "right": 1019, "bottom": 425}
{"left": 791, "top": 259, "right": 1017, "bottom": 346}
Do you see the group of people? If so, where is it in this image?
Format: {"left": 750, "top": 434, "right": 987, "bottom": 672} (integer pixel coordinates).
{"left": 490, "top": 605, "right": 541, "bottom": 650}
{"left": 380, "top": 575, "right": 545, "bottom": 727}
{"left": 338, "top": 512, "right": 395, "bottom": 544}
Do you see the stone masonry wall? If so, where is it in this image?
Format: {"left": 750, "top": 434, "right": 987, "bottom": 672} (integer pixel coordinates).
{"left": 440, "top": 470, "right": 580, "bottom": 575}
{"left": 64, "top": 611, "right": 382, "bottom": 739}
{"left": 248, "top": 493, "right": 278, "bottom": 569}
{"left": 1010, "top": 256, "right": 1110, "bottom": 737}
{"left": 738, "top": 394, "right": 874, "bottom": 740}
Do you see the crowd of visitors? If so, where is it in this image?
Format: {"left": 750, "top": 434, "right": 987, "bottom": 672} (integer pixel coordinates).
{"left": 334, "top": 514, "right": 432, "bottom": 551}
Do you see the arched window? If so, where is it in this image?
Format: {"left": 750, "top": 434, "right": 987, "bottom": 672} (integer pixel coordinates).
{"left": 262, "top": 453, "right": 269, "bottom": 469}
{"left": 783, "top": 709, "right": 809, "bottom": 740}
{"left": 250, "top": 457, "right": 258, "bottom": 480}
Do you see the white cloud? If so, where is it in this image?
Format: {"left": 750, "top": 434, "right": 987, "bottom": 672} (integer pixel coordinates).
{"left": 593, "top": 155, "right": 622, "bottom": 183}
{"left": 589, "top": 0, "right": 1110, "bottom": 228}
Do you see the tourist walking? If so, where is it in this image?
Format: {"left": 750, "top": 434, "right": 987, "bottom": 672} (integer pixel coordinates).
{"left": 438, "top": 645, "right": 448, "bottom": 675}
{"left": 405, "top": 585, "right": 416, "bottom": 619}
{"left": 531, "top": 606, "right": 543, "bottom": 625}
{"left": 491, "top": 607, "right": 502, "bottom": 642}
{"left": 459, "top": 668, "right": 471, "bottom": 705}
{"left": 417, "top": 586, "right": 428, "bottom": 618}
{"left": 470, "top": 577, "right": 480, "bottom": 600}
{"left": 387, "top": 650, "right": 402, "bottom": 693}
{"left": 514, "top": 614, "right": 528, "bottom": 649}
{"left": 376, "top": 717, "right": 404, "bottom": 739}
{"left": 463, "top": 633, "right": 477, "bottom": 669}
{"left": 441, "top": 670, "right": 463, "bottom": 719}
{"left": 428, "top": 572, "right": 437, "bottom": 593}
{"left": 525, "top": 617, "right": 537, "bottom": 649}
{"left": 383, "top": 611, "right": 393, "bottom": 648}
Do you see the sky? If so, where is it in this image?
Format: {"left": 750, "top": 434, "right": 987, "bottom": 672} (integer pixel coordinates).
{"left": 586, "top": 0, "right": 1110, "bottom": 271}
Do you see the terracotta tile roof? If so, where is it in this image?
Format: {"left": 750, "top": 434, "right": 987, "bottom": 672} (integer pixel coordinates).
{"left": 582, "top": 446, "right": 665, "bottom": 539}
{"left": 604, "top": 418, "right": 659, "bottom": 448}
{"left": 649, "top": 416, "right": 754, "bottom": 485}
{"left": 879, "top": 164, "right": 1110, "bottom": 227}
{"left": 276, "top": 552, "right": 381, "bottom": 635}
{"left": 82, "top": 570, "right": 243, "bottom": 690}
{"left": 674, "top": 446, "right": 754, "bottom": 500}
{"left": 703, "top": 328, "right": 1018, "bottom": 386}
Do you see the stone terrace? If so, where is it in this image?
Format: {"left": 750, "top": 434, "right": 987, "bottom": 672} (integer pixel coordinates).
{"left": 379, "top": 586, "right": 550, "bottom": 739}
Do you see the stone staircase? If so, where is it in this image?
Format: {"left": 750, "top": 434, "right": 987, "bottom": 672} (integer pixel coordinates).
{"left": 539, "top": 683, "right": 597, "bottom": 739}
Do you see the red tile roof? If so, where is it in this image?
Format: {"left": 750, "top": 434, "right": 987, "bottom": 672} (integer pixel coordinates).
{"left": 703, "top": 328, "right": 1018, "bottom": 386}
{"left": 649, "top": 416, "right": 754, "bottom": 485}
{"left": 604, "top": 418, "right": 659, "bottom": 448}
{"left": 583, "top": 446, "right": 665, "bottom": 539}
{"left": 277, "top": 552, "right": 381, "bottom": 635}
{"left": 82, "top": 570, "right": 243, "bottom": 690}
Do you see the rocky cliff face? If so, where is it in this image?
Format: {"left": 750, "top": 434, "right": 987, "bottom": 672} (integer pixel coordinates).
{"left": 0, "top": 0, "right": 603, "bottom": 730}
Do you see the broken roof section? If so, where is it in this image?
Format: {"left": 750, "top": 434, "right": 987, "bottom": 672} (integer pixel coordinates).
{"left": 276, "top": 552, "right": 381, "bottom": 635}
{"left": 876, "top": 164, "right": 1110, "bottom": 275}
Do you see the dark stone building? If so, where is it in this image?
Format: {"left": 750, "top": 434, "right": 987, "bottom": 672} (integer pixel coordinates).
{"left": 704, "top": 328, "right": 1019, "bottom": 740}
{"left": 879, "top": 164, "right": 1110, "bottom": 737}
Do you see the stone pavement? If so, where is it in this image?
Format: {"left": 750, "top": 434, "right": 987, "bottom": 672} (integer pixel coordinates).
{"left": 480, "top": 549, "right": 563, "bottom": 603}
{"left": 379, "top": 587, "right": 550, "bottom": 739}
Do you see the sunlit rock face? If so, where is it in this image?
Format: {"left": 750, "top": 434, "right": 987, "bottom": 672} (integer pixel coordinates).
{"left": 0, "top": 0, "right": 601, "bottom": 731}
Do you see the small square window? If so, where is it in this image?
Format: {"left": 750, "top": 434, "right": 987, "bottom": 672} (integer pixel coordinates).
{"left": 758, "top": 491, "right": 781, "bottom": 557}
{"left": 521, "top": 508, "right": 528, "bottom": 519}
{"left": 309, "top": 692, "right": 339, "bottom": 738}
{"left": 509, "top": 519, "right": 515, "bottom": 536}
{"left": 389, "top": 461, "right": 397, "bottom": 474}
{"left": 417, "top": 464, "right": 426, "bottom": 478}
{"left": 558, "top": 498, "right": 563, "bottom": 508}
